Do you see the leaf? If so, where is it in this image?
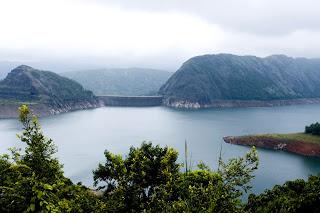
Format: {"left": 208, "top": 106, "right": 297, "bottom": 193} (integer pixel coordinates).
{"left": 44, "top": 184, "right": 53, "bottom": 190}
{"left": 37, "top": 191, "right": 43, "bottom": 199}
{"left": 30, "top": 203, "right": 35, "bottom": 212}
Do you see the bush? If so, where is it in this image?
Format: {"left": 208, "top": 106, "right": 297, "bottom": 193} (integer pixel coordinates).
{"left": 93, "top": 142, "right": 259, "bottom": 212}
{"left": 0, "top": 105, "right": 107, "bottom": 212}
{"left": 246, "top": 175, "right": 320, "bottom": 213}
{"left": 305, "top": 122, "right": 320, "bottom": 135}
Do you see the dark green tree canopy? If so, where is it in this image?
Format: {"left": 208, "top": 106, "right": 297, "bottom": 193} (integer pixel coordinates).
{"left": 305, "top": 122, "right": 320, "bottom": 135}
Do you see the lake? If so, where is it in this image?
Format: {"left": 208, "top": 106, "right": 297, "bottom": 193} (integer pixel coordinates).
{"left": 1, "top": 104, "right": 320, "bottom": 195}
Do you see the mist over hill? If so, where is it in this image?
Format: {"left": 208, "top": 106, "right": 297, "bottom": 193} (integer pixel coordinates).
{"left": 63, "top": 68, "right": 172, "bottom": 96}
{"left": 0, "top": 61, "right": 22, "bottom": 79}
{"left": 159, "top": 54, "right": 320, "bottom": 108}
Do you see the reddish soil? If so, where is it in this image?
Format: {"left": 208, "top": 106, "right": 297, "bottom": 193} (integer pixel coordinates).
{"left": 223, "top": 136, "right": 320, "bottom": 157}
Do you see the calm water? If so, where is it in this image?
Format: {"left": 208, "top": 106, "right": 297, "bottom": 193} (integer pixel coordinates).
{"left": 1, "top": 105, "right": 320, "bottom": 195}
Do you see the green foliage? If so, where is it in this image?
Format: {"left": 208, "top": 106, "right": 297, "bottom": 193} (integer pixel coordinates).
{"left": 218, "top": 146, "right": 259, "bottom": 196}
{"left": 246, "top": 175, "right": 320, "bottom": 213}
{"left": 94, "top": 143, "right": 259, "bottom": 212}
{"left": 0, "top": 105, "right": 107, "bottom": 212}
{"left": 18, "top": 104, "right": 63, "bottom": 182}
{"left": 93, "top": 142, "right": 180, "bottom": 211}
{"left": 305, "top": 122, "right": 320, "bottom": 135}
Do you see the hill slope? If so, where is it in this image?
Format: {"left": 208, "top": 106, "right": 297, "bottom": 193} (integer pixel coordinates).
{"left": 62, "top": 68, "right": 172, "bottom": 96}
{"left": 0, "top": 65, "right": 101, "bottom": 118}
{"left": 159, "top": 54, "right": 320, "bottom": 108}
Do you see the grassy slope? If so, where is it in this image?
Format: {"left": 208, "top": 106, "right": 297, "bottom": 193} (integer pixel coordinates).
{"left": 252, "top": 133, "right": 320, "bottom": 144}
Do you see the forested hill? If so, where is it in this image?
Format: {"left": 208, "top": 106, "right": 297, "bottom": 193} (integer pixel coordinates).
{"left": 159, "top": 54, "right": 320, "bottom": 108}
{"left": 62, "top": 68, "right": 172, "bottom": 96}
{"left": 0, "top": 65, "right": 100, "bottom": 117}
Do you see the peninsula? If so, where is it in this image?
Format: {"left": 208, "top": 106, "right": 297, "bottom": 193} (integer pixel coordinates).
{"left": 224, "top": 133, "right": 320, "bottom": 157}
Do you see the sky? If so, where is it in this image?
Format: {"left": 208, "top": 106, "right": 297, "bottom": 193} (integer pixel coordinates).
{"left": 0, "top": 0, "right": 320, "bottom": 71}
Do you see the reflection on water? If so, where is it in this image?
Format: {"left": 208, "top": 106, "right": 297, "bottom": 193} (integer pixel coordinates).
{"left": 1, "top": 104, "right": 320, "bottom": 195}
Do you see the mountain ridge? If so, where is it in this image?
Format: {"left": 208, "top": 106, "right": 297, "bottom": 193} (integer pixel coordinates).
{"left": 159, "top": 53, "right": 320, "bottom": 108}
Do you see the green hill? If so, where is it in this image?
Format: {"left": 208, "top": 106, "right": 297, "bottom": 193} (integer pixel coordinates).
{"left": 159, "top": 54, "right": 320, "bottom": 108}
{"left": 0, "top": 65, "right": 100, "bottom": 117}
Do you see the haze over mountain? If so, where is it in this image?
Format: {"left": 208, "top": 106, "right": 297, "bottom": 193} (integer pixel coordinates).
{"left": 1, "top": 1, "right": 320, "bottom": 71}
{"left": 0, "top": 60, "right": 112, "bottom": 80}
{"left": 0, "top": 65, "right": 100, "bottom": 118}
{"left": 159, "top": 54, "right": 320, "bottom": 108}
{"left": 63, "top": 68, "right": 172, "bottom": 96}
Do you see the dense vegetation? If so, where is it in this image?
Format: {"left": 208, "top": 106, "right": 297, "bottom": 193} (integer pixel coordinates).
{"left": 1, "top": 105, "right": 320, "bottom": 212}
{"left": 246, "top": 175, "right": 320, "bottom": 212}
{"left": 62, "top": 68, "right": 172, "bottom": 96}
{"left": 0, "top": 105, "right": 107, "bottom": 212}
{"left": 159, "top": 54, "right": 320, "bottom": 106}
{"left": 305, "top": 122, "right": 320, "bottom": 135}
{"left": 0, "top": 65, "right": 97, "bottom": 105}
{"left": 93, "top": 142, "right": 258, "bottom": 212}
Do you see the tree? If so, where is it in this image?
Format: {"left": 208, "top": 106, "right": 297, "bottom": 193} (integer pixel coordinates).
{"left": 0, "top": 105, "right": 107, "bottom": 212}
{"left": 93, "top": 142, "right": 180, "bottom": 212}
{"left": 94, "top": 142, "right": 259, "bottom": 212}
{"left": 18, "top": 104, "right": 64, "bottom": 182}
{"left": 246, "top": 175, "right": 320, "bottom": 213}
{"left": 152, "top": 147, "right": 259, "bottom": 212}
{"left": 305, "top": 122, "right": 320, "bottom": 135}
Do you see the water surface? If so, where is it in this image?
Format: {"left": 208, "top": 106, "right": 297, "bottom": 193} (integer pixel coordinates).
{"left": 1, "top": 105, "right": 320, "bottom": 195}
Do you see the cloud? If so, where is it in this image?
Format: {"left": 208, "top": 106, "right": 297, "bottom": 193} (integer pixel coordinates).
{"left": 0, "top": 0, "right": 319, "bottom": 70}
{"left": 0, "top": 0, "right": 224, "bottom": 69}
{"left": 100, "top": 0, "right": 320, "bottom": 35}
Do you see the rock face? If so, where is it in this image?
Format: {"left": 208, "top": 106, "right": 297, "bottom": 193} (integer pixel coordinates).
{"left": 159, "top": 54, "right": 320, "bottom": 108}
{"left": 0, "top": 65, "right": 102, "bottom": 118}
{"left": 223, "top": 136, "right": 320, "bottom": 157}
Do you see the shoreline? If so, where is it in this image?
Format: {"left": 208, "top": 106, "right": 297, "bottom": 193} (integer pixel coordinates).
{"left": 0, "top": 101, "right": 103, "bottom": 119}
{"left": 2, "top": 97, "right": 320, "bottom": 119}
{"left": 163, "top": 98, "right": 320, "bottom": 109}
{"left": 223, "top": 134, "right": 320, "bottom": 157}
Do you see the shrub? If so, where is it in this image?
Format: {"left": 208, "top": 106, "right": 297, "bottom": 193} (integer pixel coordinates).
{"left": 305, "top": 122, "right": 320, "bottom": 135}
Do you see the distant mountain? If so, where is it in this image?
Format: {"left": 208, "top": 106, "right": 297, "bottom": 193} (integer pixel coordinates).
{"left": 0, "top": 65, "right": 101, "bottom": 118}
{"left": 159, "top": 54, "right": 320, "bottom": 108}
{"left": 62, "top": 68, "right": 172, "bottom": 96}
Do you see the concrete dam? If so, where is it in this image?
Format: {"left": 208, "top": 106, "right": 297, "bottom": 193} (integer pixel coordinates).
{"left": 98, "top": 95, "right": 163, "bottom": 107}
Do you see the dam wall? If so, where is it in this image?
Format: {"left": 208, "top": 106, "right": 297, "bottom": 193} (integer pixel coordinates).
{"left": 98, "top": 95, "right": 163, "bottom": 107}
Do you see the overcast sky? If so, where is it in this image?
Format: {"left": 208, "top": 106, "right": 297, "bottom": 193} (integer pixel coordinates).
{"left": 0, "top": 0, "right": 320, "bottom": 71}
